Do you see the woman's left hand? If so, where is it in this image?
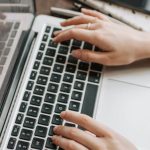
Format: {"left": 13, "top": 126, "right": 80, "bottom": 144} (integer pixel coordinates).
{"left": 52, "top": 111, "right": 137, "bottom": 150}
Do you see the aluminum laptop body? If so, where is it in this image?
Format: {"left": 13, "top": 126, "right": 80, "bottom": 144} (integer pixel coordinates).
{"left": 0, "top": 14, "right": 150, "bottom": 150}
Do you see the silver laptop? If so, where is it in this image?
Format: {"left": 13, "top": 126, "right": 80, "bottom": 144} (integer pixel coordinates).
{"left": 0, "top": 11, "right": 150, "bottom": 150}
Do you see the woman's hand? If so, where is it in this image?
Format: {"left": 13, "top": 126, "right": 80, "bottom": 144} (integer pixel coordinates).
{"left": 52, "top": 111, "right": 137, "bottom": 150}
{"left": 53, "top": 9, "right": 150, "bottom": 66}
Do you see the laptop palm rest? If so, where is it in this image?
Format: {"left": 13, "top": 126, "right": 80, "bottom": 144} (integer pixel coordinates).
{"left": 96, "top": 59, "right": 150, "bottom": 149}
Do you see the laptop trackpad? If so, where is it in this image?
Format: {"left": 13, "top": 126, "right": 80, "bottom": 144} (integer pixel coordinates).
{"left": 96, "top": 78, "right": 150, "bottom": 149}
{"left": 105, "top": 59, "right": 150, "bottom": 88}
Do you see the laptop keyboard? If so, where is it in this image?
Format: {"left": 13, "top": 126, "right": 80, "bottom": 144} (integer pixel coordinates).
{"left": 7, "top": 25, "right": 103, "bottom": 150}
{"left": 0, "top": 21, "right": 20, "bottom": 74}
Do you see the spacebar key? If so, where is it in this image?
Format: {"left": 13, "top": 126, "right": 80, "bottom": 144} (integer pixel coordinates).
{"left": 81, "top": 83, "right": 98, "bottom": 117}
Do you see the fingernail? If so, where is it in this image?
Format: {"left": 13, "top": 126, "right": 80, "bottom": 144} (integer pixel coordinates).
{"left": 52, "top": 135, "right": 57, "bottom": 142}
{"left": 60, "top": 21, "right": 65, "bottom": 25}
{"left": 60, "top": 111, "right": 66, "bottom": 118}
{"left": 52, "top": 37, "right": 57, "bottom": 42}
{"left": 71, "top": 50, "right": 81, "bottom": 58}
{"left": 54, "top": 30, "right": 61, "bottom": 36}
{"left": 53, "top": 126, "right": 58, "bottom": 132}
{"left": 81, "top": 8, "right": 87, "bottom": 12}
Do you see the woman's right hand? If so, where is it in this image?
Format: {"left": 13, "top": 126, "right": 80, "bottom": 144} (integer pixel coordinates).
{"left": 54, "top": 9, "right": 150, "bottom": 66}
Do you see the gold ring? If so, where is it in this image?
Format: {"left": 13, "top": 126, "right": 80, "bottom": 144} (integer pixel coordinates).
{"left": 87, "top": 23, "right": 91, "bottom": 30}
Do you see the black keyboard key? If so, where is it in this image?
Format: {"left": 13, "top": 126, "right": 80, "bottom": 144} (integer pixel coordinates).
{"left": 65, "top": 122, "right": 76, "bottom": 127}
{"left": 7, "top": 137, "right": 16, "bottom": 149}
{"left": 72, "top": 39, "right": 82, "bottom": 47}
{"left": 48, "top": 83, "right": 59, "bottom": 93}
{"left": 38, "top": 114, "right": 50, "bottom": 126}
{"left": 33, "top": 61, "right": 40, "bottom": 70}
{"left": 39, "top": 43, "right": 45, "bottom": 51}
{"left": 11, "top": 30, "right": 17, "bottom": 38}
{"left": 36, "top": 52, "right": 43, "bottom": 60}
{"left": 60, "top": 83, "right": 71, "bottom": 93}
{"left": 83, "top": 42, "right": 93, "bottom": 50}
{"left": 56, "top": 55, "right": 66, "bottom": 64}
{"left": 45, "top": 26, "right": 51, "bottom": 33}
{"left": 74, "top": 81, "right": 84, "bottom": 90}
{"left": 14, "top": 22, "right": 20, "bottom": 29}
{"left": 91, "top": 63, "right": 103, "bottom": 72}
{"left": 20, "top": 129, "right": 33, "bottom": 141}
{"left": 50, "top": 73, "right": 61, "bottom": 83}
{"left": 26, "top": 81, "right": 34, "bottom": 90}
{"left": 58, "top": 45, "right": 69, "bottom": 54}
{"left": 15, "top": 113, "right": 24, "bottom": 124}
{"left": 30, "top": 95, "right": 42, "bottom": 106}
{"left": 52, "top": 114, "right": 63, "bottom": 125}
{"left": 52, "top": 27, "right": 61, "bottom": 38}
{"left": 42, "top": 34, "right": 48, "bottom": 42}
{"left": 31, "top": 137, "right": 44, "bottom": 150}
{"left": 68, "top": 55, "right": 78, "bottom": 64}
{"left": 23, "top": 91, "right": 31, "bottom": 101}
{"left": 70, "top": 45, "right": 80, "bottom": 53}
{"left": 55, "top": 104, "right": 66, "bottom": 114}
{"left": 53, "top": 64, "right": 64, "bottom": 73}
{"left": 63, "top": 73, "right": 74, "bottom": 83}
{"left": 49, "top": 39, "right": 58, "bottom": 48}
{"left": 69, "top": 101, "right": 80, "bottom": 111}
{"left": 43, "top": 56, "right": 53, "bottom": 66}
{"left": 40, "top": 66, "right": 51, "bottom": 75}
{"left": 61, "top": 40, "right": 71, "bottom": 46}
{"left": 35, "top": 126, "right": 48, "bottom": 138}
{"left": 58, "top": 93, "right": 69, "bottom": 103}
{"left": 76, "top": 71, "right": 87, "bottom": 81}
{"left": 34, "top": 85, "right": 45, "bottom": 96}
{"left": 46, "top": 48, "right": 56, "bottom": 57}
{"left": 66, "top": 64, "right": 76, "bottom": 73}
{"left": 81, "top": 84, "right": 98, "bottom": 117}
{"left": 30, "top": 71, "right": 37, "bottom": 80}
{"left": 46, "top": 137, "right": 57, "bottom": 149}
{"left": 44, "top": 93, "right": 56, "bottom": 103}
{"left": 19, "top": 102, "right": 27, "bottom": 112}
{"left": 88, "top": 71, "right": 101, "bottom": 83}
{"left": 41, "top": 103, "right": 53, "bottom": 114}
{"left": 23, "top": 117, "right": 36, "bottom": 129}
{"left": 27, "top": 106, "right": 39, "bottom": 117}
{"left": 16, "top": 141, "right": 29, "bottom": 150}
{"left": 71, "top": 91, "right": 82, "bottom": 101}
{"left": 49, "top": 126, "right": 55, "bottom": 136}
{"left": 11, "top": 125, "right": 20, "bottom": 136}
{"left": 37, "top": 75, "right": 48, "bottom": 85}
{"left": 78, "top": 62, "right": 89, "bottom": 71}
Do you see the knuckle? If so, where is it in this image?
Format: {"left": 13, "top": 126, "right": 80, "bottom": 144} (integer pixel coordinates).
{"left": 83, "top": 52, "right": 92, "bottom": 61}
{"left": 93, "top": 17, "right": 99, "bottom": 23}
{"left": 69, "top": 29, "right": 76, "bottom": 36}
{"left": 80, "top": 15, "right": 86, "bottom": 20}
{"left": 68, "top": 128, "right": 76, "bottom": 137}
{"left": 80, "top": 114, "right": 91, "bottom": 125}
{"left": 67, "top": 140, "right": 76, "bottom": 150}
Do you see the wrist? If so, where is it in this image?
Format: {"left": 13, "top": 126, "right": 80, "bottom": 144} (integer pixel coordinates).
{"left": 136, "top": 32, "right": 150, "bottom": 60}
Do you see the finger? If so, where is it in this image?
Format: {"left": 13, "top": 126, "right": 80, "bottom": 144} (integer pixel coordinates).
{"left": 53, "top": 28, "right": 95, "bottom": 45}
{"left": 81, "top": 8, "right": 109, "bottom": 21}
{"left": 75, "top": 22, "right": 101, "bottom": 30}
{"left": 54, "top": 22, "right": 101, "bottom": 37}
{"left": 71, "top": 49, "right": 109, "bottom": 64}
{"left": 52, "top": 135, "right": 88, "bottom": 150}
{"left": 53, "top": 126, "right": 101, "bottom": 149}
{"left": 61, "top": 14, "right": 99, "bottom": 27}
{"left": 60, "top": 111, "right": 114, "bottom": 137}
